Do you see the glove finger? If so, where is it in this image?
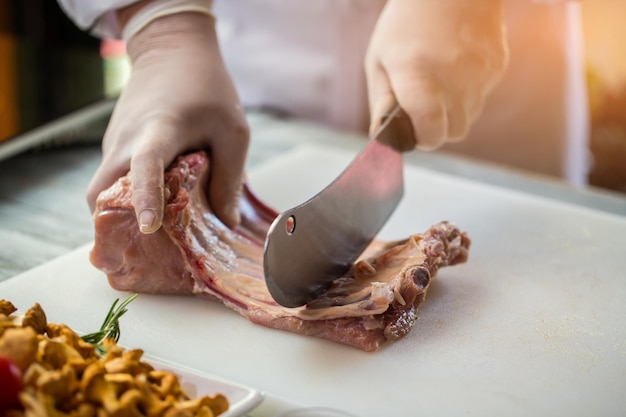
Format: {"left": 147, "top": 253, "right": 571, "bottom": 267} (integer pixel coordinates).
{"left": 86, "top": 159, "right": 130, "bottom": 213}
{"left": 367, "top": 60, "right": 421, "bottom": 153}
{"left": 467, "top": 91, "right": 487, "bottom": 125}
{"left": 366, "top": 62, "right": 398, "bottom": 138}
{"left": 128, "top": 123, "right": 176, "bottom": 234}
{"left": 444, "top": 92, "right": 470, "bottom": 143}
{"left": 207, "top": 115, "right": 250, "bottom": 229}
{"left": 130, "top": 156, "right": 165, "bottom": 234}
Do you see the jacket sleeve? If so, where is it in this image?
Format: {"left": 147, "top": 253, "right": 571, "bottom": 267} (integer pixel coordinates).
{"left": 56, "top": 0, "right": 141, "bottom": 39}
{"left": 57, "top": 0, "right": 213, "bottom": 40}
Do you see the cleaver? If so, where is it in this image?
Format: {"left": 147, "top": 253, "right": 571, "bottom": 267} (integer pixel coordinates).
{"left": 263, "top": 103, "right": 415, "bottom": 308}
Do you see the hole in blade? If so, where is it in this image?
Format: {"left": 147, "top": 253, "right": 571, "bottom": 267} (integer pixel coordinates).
{"left": 286, "top": 215, "right": 296, "bottom": 235}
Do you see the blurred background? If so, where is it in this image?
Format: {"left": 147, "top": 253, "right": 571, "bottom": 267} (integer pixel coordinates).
{"left": 582, "top": 0, "right": 626, "bottom": 193}
{"left": 0, "top": 1, "right": 106, "bottom": 140}
{"left": 0, "top": 0, "right": 624, "bottom": 193}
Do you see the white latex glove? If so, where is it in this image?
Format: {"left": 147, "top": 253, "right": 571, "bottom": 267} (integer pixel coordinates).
{"left": 365, "top": 0, "right": 509, "bottom": 150}
{"left": 86, "top": 11, "right": 249, "bottom": 233}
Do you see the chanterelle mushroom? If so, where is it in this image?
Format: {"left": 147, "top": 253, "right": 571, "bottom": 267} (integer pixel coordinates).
{"left": 1, "top": 300, "right": 231, "bottom": 416}
{"left": 0, "top": 326, "right": 38, "bottom": 372}
{"left": 22, "top": 303, "right": 47, "bottom": 335}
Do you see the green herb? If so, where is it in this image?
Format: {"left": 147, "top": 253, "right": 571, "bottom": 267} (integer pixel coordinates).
{"left": 81, "top": 294, "right": 138, "bottom": 355}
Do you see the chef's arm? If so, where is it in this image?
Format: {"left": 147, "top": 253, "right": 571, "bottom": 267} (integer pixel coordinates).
{"left": 58, "top": 0, "right": 249, "bottom": 232}
{"left": 365, "top": 0, "right": 509, "bottom": 151}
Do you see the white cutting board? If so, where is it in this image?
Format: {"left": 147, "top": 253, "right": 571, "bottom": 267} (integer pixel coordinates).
{"left": 2, "top": 144, "right": 626, "bottom": 417}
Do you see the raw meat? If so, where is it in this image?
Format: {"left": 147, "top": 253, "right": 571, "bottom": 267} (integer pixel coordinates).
{"left": 91, "top": 152, "right": 470, "bottom": 351}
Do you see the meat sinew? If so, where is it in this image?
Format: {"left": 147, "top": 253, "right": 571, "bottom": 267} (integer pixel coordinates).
{"left": 90, "top": 152, "right": 470, "bottom": 352}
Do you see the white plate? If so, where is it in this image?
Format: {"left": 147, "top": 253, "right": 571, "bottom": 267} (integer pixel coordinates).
{"left": 143, "top": 354, "right": 264, "bottom": 417}
{"left": 8, "top": 315, "right": 263, "bottom": 416}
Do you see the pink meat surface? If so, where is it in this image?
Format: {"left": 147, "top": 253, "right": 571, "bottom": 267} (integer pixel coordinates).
{"left": 91, "top": 152, "right": 470, "bottom": 351}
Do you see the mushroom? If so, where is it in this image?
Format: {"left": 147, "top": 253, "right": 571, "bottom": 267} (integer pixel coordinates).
{"left": 41, "top": 339, "right": 85, "bottom": 370}
{"left": 110, "top": 389, "right": 144, "bottom": 417}
{"left": 46, "top": 323, "right": 98, "bottom": 361}
{"left": 22, "top": 303, "right": 47, "bottom": 335}
{"left": 148, "top": 371, "right": 183, "bottom": 399}
{"left": 104, "top": 372, "right": 136, "bottom": 398}
{"left": 0, "top": 326, "right": 38, "bottom": 372}
{"left": 104, "top": 355, "right": 147, "bottom": 376}
{"left": 175, "top": 394, "right": 229, "bottom": 417}
{"left": 36, "top": 363, "right": 78, "bottom": 402}
{"left": 19, "top": 389, "right": 63, "bottom": 417}
{"left": 163, "top": 406, "right": 195, "bottom": 417}
{"left": 0, "top": 299, "right": 17, "bottom": 316}
{"left": 0, "top": 317, "right": 16, "bottom": 338}
{"left": 70, "top": 402, "right": 97, "bottom": 417}
{"left": 135, "top": 373, "right": 174, "bottom": 416}
{"left": 1, "top": 300, "right": 231, "bottom": 417}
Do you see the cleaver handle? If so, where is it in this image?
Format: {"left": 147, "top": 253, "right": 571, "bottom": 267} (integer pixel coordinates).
{"left": 374, "top": 102, "right": 417, "bottom": 152}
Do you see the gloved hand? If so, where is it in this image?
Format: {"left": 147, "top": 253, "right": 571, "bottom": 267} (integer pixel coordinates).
{"left": 365, "top": 0, "right": 509, "bottom": 150}
{"left": 86, "top": 11, "right": 249, "bottom": 233}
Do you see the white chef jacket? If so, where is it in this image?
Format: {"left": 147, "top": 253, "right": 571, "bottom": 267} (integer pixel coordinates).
{"left": 57, "top": 0, "right": 590, "bottom": 184}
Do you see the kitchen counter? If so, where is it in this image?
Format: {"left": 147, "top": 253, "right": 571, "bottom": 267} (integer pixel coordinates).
{"left": 2, "top": 101, "right": 626, "bottom": 417}
{"left": 1, "top": 103, "right": 626, "bottom": 281}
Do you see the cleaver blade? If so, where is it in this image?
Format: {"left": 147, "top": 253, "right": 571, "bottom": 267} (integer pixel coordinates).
{"left": 263, "top": 104, "right": 414, "bottom": 308}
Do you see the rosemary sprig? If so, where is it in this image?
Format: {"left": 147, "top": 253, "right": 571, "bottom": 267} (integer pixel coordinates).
{"left": 81, "top": 293, "right": 138, "bottom": 355}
